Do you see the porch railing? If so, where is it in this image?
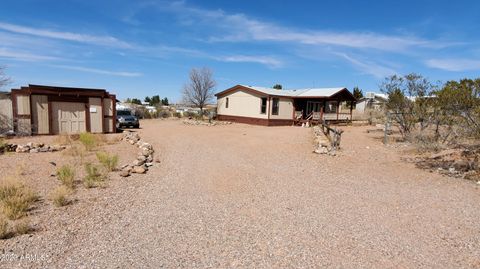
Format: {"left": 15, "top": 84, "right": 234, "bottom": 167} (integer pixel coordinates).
{"left": 295, "top": 111, "right": 351, "bottom": 122}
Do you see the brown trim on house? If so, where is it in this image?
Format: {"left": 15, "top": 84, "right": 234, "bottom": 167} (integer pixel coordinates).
{"left": 101, "top": 97, "right": 105, "bottom": 133}
{"left": 16, "top": 114, "right": 31, "bottom": 119}
{"left": 29, "top": 95, "right": 33, "bottom": 133}
{"left": 215, "top": 85, "right": 269, "bottom": 98}
{"left": 217, "top": 114, "right": 293, "bottom": 126}
{"left": 48, "top": 95, "right": 89, "bottom": 103}
{"left": 85, "top": 103, "right": 91, "bottom": 132}
{"left": 112, "top": 95, "right": 117, "bottom": 132}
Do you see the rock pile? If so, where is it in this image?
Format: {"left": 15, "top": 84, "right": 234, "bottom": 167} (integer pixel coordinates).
{"left": 120, "top": 132, "right": 157, "bottom": 177}
{"left": 312, "top": 126, "right": 338, "bottom": 156}
{"left": 409, "top": 147, "right": 479, "bottom": 180}
{"left": 182, "top": 119, "right": 232, "bottom": 126}
{"left": 0, "top": 142, "right": 66, "bottom": 154}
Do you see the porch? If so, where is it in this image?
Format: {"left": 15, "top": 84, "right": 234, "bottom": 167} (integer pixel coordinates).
{"left": 293, "top": 98, "right": 354, "bottom": 125}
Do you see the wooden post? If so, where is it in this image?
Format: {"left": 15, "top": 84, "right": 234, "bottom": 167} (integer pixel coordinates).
{"left": 336, "top": 101, "right": 339, "bottom": 121}
{"left": 350, "top": 101, "right": 354, "bottom": 122}
{"left": 384, "top": 111, "right": 390, "bottom": 145}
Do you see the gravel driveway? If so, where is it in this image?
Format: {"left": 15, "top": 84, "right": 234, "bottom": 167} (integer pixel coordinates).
{"left": 2, "top": 119, "right": 480, "bottom": 268}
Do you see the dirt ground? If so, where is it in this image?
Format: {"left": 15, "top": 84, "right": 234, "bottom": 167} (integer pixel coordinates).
{"left": 1, "top": 119, "right": 479, "bottom": 268}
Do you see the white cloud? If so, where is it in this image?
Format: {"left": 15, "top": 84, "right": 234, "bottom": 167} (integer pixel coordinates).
{"left": 162, "top": 1, "right": 441, "bottom": 52}
{"left": 425, "top": 58, "right": 480, "bottom": 71}
{"left": 0, "top": 22, "right": 132, "bottom": 49}
{"left": 0, "top": 48, "right": 61, "bottom": 62}
{"left": 51, "top": 65, "right": 142, "bottom": 77}
{"left": 217, "top": 55, "right": 283, "bottom": 68}
{"left": 334, "top": 52, "right": 397, "bottom": 78}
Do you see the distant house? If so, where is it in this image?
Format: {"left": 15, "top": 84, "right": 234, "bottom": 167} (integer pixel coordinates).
{"left": 355, "top": 92, "right": 388, "bottom": 113}
{"left": 215, "top": 85, "right": 356, "bottom": 126}
{"left": 0, "top": 84, "right": 116, "bottom": 135}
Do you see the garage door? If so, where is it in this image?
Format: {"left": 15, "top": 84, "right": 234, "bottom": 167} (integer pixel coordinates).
{"left": 52, "top": 102, "right": 86, "bottom": 134}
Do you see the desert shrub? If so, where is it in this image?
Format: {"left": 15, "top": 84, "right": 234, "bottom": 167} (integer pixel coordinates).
{"left": 96, "top": 152, "right": 118, "bottom": 172}
{"left": 14, "top": 218, "right": 30, "bottom": 235}
{"left": 159, "top": 110, "right": 170, "bottom": 118}
{"left": 408, "top": 131, "right": 444, "bottom": 153}
{"left": 0, "top": 178, "right": 37, "bottom": 220}
{"left": 173, "top": 112, "right": 182, "bottom": 118}
{"left": 56, "top": 165, "right": 75, "bottom": 189}
{"left": 62, "top": 143, "right": 86, "bottom": 164}
{"left": 83, "top": 163, "right": 105, "bottom": 188}
{"left": 79, "top": 132, "right": 96, "bottom": 151}
{"left": 50, "top": 186, "right": 71, "bottom": 207}
{"left": 0, "top": 216, "right": 9, "bottom": 239}
{"left": 0, "top": 138, "right": 6, "bottom": 154}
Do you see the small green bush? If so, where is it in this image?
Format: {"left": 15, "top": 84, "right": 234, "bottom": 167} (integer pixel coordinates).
{"left": 83, "top": 163, "right": 105, "bottom": 188}
{"left": 96, "top": 152, "right": 119, "bottom": 172}
{"left": 79, "top": 132, "right": 96, "bottom": 151}
{"left": 56, "top": 165, "right": 75, "bottom": 189}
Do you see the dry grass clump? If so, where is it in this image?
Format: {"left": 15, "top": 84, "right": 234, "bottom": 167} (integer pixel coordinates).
{"left": 62, "top": 143, "right": 87, "bottom": 165}
{"left": 0, "top": 178, "right": 37, "bottom": 220}
{"left": 83, "top": 163, "right": 105, "bottom": 188}
{"left": 56, "top": 165, "right": 75, "bottom": 189}
{"left": 13, "top": 218, "right": 30, "bottom": 235}
{"left": 79, "top": 132, "right": 97, "bottom": 151}
{"left": 0, "top": 216, "right": 9, "bottom": 239}
{"left": 96, "top": 152, "right": 119, "bottom": 172}
{"left": 50, "top": 186, "right": 71, "bottom": 207}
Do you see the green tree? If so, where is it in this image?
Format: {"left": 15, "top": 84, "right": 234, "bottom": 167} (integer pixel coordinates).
{"left": 161, "top": 97, "right": 169, "bottom": 106}
{"left": 352, "top": 86, "right": 363, "bottom": 99}
{"left": 150, "top": 95, "right": 161, "bottom": 106}
{"left": 435, "top": 78, "right": 480, "bottom": 139}
{"left": 273, "top": 84, "right": 282, "bottom": 90}
{"left": 380, "top": 74, "right": 436, "bottom": 136}
{"left": 130, "top": 98, "right": 142, "bottom": 105}
{"left": 144, "top": 96, "right": 151, "bottom": 104}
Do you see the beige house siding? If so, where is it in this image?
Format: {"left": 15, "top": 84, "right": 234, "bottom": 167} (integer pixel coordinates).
{"left": 16, "top": 95, "right": 30, "bottom": 115}
{"left": 0, "top": 94, "right": 13, "bottom": 132}
{"left": 217, "top": 89, "right": 268, "bottom": 119}
{"left": 103, "top": 98, "right": 114, "bottom": 133}
{"left": 31, "top": 95, "right": 49, "bottom": 134}
{"left": 270, "top": 97, "right": 294, "bottom": 120}
{"left": 89, "top": 97, "right": 103, "bottom": 133}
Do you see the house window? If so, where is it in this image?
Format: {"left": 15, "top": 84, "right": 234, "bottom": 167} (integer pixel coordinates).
{"left": 226, "top": 97, "right": 229, "bottom": 108}
{"left": 260, "top": 97, "right": 267, "bottom": 114}
{"left": 272, "top": 98, "right": 279, "bottom": 115}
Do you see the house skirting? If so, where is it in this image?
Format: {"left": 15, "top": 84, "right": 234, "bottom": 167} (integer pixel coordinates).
{"left": 217, "top": 114, "right": 293, "bottom": 126}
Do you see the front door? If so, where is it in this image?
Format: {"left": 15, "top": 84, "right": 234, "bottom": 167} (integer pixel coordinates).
{"left": 306, "top": 101, "right": 322, "bottom": 115}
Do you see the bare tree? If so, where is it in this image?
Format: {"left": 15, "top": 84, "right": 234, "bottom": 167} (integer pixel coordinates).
{"left": 0, "top": 66, "right": 10, "bottom": 90}
{"left": 182, "top": 67, "right": 216, "bottom": 113}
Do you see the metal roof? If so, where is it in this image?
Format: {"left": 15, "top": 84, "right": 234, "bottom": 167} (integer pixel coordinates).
{"left": 239, "top": 85, "right": 347, "bottom": 97}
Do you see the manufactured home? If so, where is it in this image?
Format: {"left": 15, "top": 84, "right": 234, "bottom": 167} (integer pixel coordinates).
{"left": 1, "top": 84, "right": 117, "bottom": 135}
{"left": 215, "top": 85, "right": 356, "bottom": 126}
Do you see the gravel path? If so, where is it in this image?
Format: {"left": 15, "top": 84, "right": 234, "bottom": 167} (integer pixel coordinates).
{"left": 1, "top": 119, "right": 480, "bottom": 268}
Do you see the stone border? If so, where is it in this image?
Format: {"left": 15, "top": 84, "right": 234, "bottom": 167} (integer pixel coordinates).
{"left": 182, "top": 119, "right": 232, "bottom": 126}
{"left": 119, "top": 132, "right": 157, "bottom": 177}
{"left": 0, "top": 142, "right": 66, "bottom": 154}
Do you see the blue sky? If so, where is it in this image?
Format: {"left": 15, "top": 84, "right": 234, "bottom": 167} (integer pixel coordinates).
{"left": 0, "top": 0, "right": 479, "bottom": 102}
